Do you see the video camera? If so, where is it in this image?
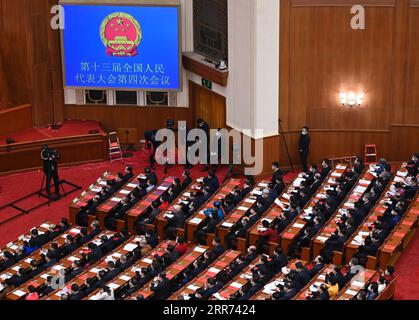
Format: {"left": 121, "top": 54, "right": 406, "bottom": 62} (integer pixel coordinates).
{"left": 41, "top": 145, "right": 61, "bottom": 161}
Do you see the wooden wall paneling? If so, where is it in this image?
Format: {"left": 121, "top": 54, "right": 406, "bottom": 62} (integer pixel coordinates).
{"left": 0, "top": 46, "right": 8, "bottom": 108}
{"left": 64, "top": 105, "right": 192, "bottom": 141}
{"left": 288, "top": 5, "right": 394, "bottom": 131}
{"left": 279, "top": 0, "right": 291, "bottom": 131}
{"left": 0, "top": 134, "right": 107, "bottom": 174}
{"left": 0, "top": 0, "right": 32, "bottom": 107}
{"left": 390, "top": 0, "right": 409, "bottom": 124}
{"left": 189, "top": 80, "right": 226, "bottom": 129}
{"left": 404, "top": 6, "right": 419, "bottom": 125}
{"left": 0, "top": 104, "right": 33, "bottom": 136}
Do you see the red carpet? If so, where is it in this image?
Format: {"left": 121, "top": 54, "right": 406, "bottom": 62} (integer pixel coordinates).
{"left": 0, "top": 119, "right": 105, "bottom": 146}
{"left": 393, "top": 229, "right": 419, "bottom": 300}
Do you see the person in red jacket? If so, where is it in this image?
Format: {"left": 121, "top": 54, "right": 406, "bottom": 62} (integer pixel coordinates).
{"left": 25, "top": 285, "right": 40, "bottom": 301}
{"left": 174, "top": 236, "right": 188, "bottom": 256}
{"left": 258, "top": 220, "right": 279, "bottom": 242}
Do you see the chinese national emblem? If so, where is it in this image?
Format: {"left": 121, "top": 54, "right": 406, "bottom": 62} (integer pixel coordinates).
{"left": 100, "top": 12, "right": 142, "bottom": 57}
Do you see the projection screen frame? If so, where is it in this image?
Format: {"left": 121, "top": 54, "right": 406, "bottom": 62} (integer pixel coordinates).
{"left": 59, "top": 0, "right": 183, "bottom": 92}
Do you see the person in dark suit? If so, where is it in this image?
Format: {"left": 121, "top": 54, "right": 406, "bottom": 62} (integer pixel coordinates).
{"left": 195, "top": 211, "right": 220, "bottom": 245}
{"left": 181, "top": 170, "right": 192, "bottom": 191}
{"left": 204, "top": 171, "right": 220, "bottom": 194}
{"left": 145, "top": 167, "right": 158, "bottom": 186}
{"left": 270, "top": 247, "right": 288, "bottom": 273}
{"left": 310, "top": 255, "right": 325, "bottom": 277}
{"left": 279, "top": 282, "right": 297, "bottom": 300}
{"left": 271, "top": 162, "right": 283, "bottom": 185}
{"left": 321, "top": 159, "right": 332, "bottom": 180}
{"left": 299, "top": 127, "right": 311, "bottom": 172}
{"left": 225, "top": 217, "right": 252, "bottom": 249}
{"left": 68, "top": 284, "right": 84, "bottom": 300}
{"left": 41, "top": 146, "right": 61, "bottom": 197}
{"left": 212, "top": 237, "right": 225, "bottom": 258}
{"left": 0, "top": 251, "right": 16, "bottom": 271}
{"left": 150, "top": 272, "right": 171, "bottom": 300}
{"left": 197, "top": 118, "right": 210, "bottom": 143}
{"left": 295, "top": 262, "right": 311, "bottom": 288}
{"left": 164, "top": 205, "right": 186, "bottom": 240}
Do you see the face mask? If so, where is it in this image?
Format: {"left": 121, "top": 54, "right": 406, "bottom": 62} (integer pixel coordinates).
{"left": 302, "top": 130, "right": 308, "bottom": 135}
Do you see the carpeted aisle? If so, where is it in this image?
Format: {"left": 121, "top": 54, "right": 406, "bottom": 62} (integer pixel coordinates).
{"left": 393, "top": 230, "right": 419, "bottom": 300}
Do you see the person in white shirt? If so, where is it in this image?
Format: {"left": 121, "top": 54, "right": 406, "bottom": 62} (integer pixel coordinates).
{"left": 92, "top": 286, "right": 114, "bottom": 300}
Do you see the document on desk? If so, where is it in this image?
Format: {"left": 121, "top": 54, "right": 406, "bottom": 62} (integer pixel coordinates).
{"left": 119, "top": 275, "right": 131, "bottom": 282}
{"left": 190, "top": 218, "right": 202, "bottom": 225}
{"left": 194, "top": 246, "right": 206, "bottom": 253}
{"left": 230, "top": 282, "right": 243, "bottom": 289}
{"left": 221, "top": 222, "right": 234, "bottom": 228}
{"left": 123, "top": 243, "right": 137, "bottom": 252}
{"left": 13, "top": 289, "right": 26, "bottom": 297}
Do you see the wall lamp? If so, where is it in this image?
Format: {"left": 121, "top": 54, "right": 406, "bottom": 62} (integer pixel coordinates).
{"left": 340, "top": 91, "right": 364, "bottom": 107}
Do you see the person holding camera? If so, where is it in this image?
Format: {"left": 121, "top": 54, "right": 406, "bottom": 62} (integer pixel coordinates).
{"left": 40, "top": 146, "right": 61, "bottom": 197}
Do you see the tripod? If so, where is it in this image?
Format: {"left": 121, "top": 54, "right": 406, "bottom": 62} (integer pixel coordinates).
{"left": 38, "top": 170, "right": 66, "bottom": 200}
{"left": 278, "top": 118, "right": 295, "bottom": 173}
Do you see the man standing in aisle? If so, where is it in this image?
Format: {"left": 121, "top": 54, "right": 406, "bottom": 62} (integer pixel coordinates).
{"left": 299, "top": 127, "right": 311, "bottom": 173}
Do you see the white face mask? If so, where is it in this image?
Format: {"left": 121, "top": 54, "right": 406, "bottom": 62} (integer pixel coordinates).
{"left": 302, "top": 130, "right": 308, "bottom": 135}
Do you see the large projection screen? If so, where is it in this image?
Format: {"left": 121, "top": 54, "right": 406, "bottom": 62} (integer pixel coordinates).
{"left": 60, "top": 1, "right": 182, "bottom": 91}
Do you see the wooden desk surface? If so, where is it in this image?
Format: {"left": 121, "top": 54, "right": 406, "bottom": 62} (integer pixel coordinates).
{"left": 97, "top": 174, "right": 146, "bottom": 214}
{"left": 69, "top": 171, "right": 117, "bottom": 223}
{"left": 7, "top": 230, "right": 116, "bottom": 300}
{"left": 84, "top": 240, "right": 176, "bottom": 300}
{"left": 170, "top": 250, "right": 241, "bottom": 300}
{"left": 280, "top": 165, "right": 349, "bottom": 253}
{"left": 0, "top": 221, "right": 54, "bottom": 265}
{"left": 312, "top": 166, "right": 376, "bottom": 257}
{"left": 128, "top": 245, "right": 209, "bottom": 300}
{"left": 251, "top": 259, "right": 305, "bottom": 300}
{"left": 126, "top": 177, "right": 176, "bottom": 233}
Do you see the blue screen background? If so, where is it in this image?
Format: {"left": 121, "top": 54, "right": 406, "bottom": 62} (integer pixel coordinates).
{"left": 62, "top": 4, "right": 180, "bottom": 90}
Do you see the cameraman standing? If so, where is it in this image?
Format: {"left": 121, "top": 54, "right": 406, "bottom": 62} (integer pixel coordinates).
{"left": 41, "top": 146, "right": 61, "bottom": 198}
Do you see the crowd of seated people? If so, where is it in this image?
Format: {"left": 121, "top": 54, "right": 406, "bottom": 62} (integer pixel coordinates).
{"left": 0, "top": 218, "right": 70, "bottom": 273}
{"left": 353, "top": 266, "right": 396, "bottom": 300}
{"left": 104, "top": 167, "right": 158, "bottom": 230}
{"left": 162, "top": 170, "right": 221, "bottom": 240}
{"left": 171, "top": 244, "right": 289, "bottom": 301}
{"left": 351, "top": 167, "right": 417, "bottom": 265}
{"left": 77, "top": 166, "right": 134, "bottom": 226}
{"left": 288, "top": 158, "right": 366, "bottom": 257}
{"left": 56, "top": 230, "right": 163, "bottom": 301}
{"left": 322, "top": 167, "right": 392, "bottom": 257}
{"left": 0, "top": 220, "right": 108, "bottom": 295}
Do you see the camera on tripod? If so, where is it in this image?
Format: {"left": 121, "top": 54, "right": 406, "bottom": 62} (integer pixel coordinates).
{"left": 41, "top": 145, "right": 61, "bottom": 161}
